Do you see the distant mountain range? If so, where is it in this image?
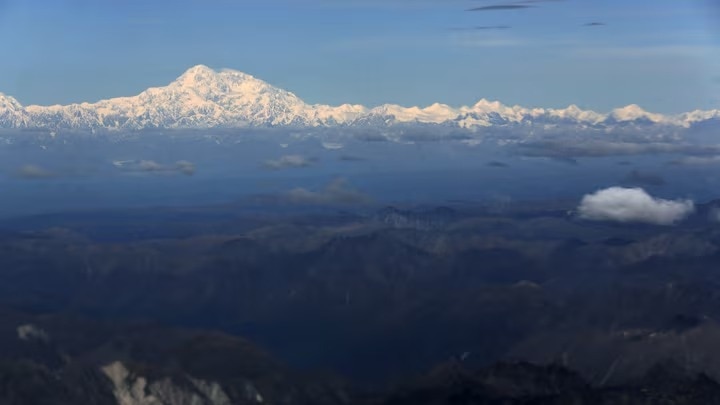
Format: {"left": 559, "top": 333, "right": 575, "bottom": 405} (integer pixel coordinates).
{"left": 0, "top": 65, "right": 718, "bottom": 131}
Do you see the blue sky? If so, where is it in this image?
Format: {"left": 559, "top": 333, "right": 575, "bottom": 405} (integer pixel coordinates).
{"left": 0, "top": 0, "right": 718, "bottom": 113}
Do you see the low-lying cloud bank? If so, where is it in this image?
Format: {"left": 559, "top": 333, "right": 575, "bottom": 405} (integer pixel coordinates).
{"left": 287, "top": 178, "right": 369, "bottom": 205}
{"left": 671, "top": 155, "right": 720, "bottom": 166}
{"left": 264, "top": 155, "right": 316, "bottom": 170}
{"left": 517, "top": 140, "right": 720, "bottom": 159}
{"left": 577, "top": 187, "right": 694, "bottom": 225}
{"left": 113, "top": 160, "right": 195, "bottom": 176}
{"left": 14, "top": 164, "right": 56, "bottom": 179}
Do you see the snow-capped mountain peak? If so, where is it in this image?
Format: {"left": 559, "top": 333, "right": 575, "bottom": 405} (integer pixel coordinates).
{"left": 176, "top": 64, "right": 214, "bottom": 82}
{"left": 172, "top": 65, "right": 282, "bottom": 100}
{"left": 610, "top": 104, "right": 667, "bottom": 123}
{"left": 0, "top": 93, "right": 22, "bottom": 110}
{"left": 0, "top": 93, "right": 28, "bottom": 128}
{"left": 0, "top": 65, "right": 715, "bottom": 131}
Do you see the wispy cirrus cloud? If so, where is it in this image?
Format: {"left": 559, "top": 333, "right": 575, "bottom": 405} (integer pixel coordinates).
{"left": 467, "top": 5, "right": 534, "bottom": 11}
{"left": 466, "top": 0, "right": 564, "bottom": 11}
{"left": 448, "top": 26, "right": 511, "bottom": 32}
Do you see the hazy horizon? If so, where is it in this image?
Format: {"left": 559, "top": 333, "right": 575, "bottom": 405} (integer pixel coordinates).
{"left": 1, "top": 0, "right": 718, "bottom": 113}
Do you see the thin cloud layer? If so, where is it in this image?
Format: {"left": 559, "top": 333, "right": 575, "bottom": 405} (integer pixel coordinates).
{"left": 517, "top": 140, "right": 720, "bottom": 159}
{"left": 113, "top": 159, "right": 195, "bottom": 176}
{"left": 467, "top": 5, "right": 533, "bottom": 11}
{"left": 671, "top": 155, "right": 720, "bottom": 166}
{"left": 287, "top": 178, "right": 369, "bottom": 205}
{"left": 577, "top": 187, "right": 694, "bottom": 225}
{"left": 174, "top": 160, "right": 196, "bottom": 175}
{"left": 449, "top": 26, "right": 511, "bottom": 31}
{"left": 14, "top": 165, "right": 56, "bottom": 179}
{"left": 264, "top": 155, "right": 316, "bottom": 170}
{"left": 322, "top": 142, "right": 344, "bottom": 150}
{"left": 476, "top": 25, "right": 511, "bottom": 30}
{"left": 518, "top": 0, "right": 566, "bottom": 3}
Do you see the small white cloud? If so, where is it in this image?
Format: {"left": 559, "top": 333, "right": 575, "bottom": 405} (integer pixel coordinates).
{"left": 264, "top": 155, "right": 316, "bottom": 170}
{"left": 577, "top": 187, "right": 694, "bottom": 225}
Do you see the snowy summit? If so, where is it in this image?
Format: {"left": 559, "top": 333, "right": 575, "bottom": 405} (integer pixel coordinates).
{"left": 0, "top": 65, "right": 717, "bottom": 131}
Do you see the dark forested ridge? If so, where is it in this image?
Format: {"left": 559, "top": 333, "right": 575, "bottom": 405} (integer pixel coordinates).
{"left": 1, "top": 201, "right": 720, "bottom": 403}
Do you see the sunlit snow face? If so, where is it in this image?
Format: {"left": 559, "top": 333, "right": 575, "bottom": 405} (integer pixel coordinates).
{"left": 1, "top": 66, "right": 717, "bottom": 132}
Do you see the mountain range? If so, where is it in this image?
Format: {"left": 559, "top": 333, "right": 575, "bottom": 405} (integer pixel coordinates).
{"left": 0, "top": 65, "right": 718, "bottom": 131}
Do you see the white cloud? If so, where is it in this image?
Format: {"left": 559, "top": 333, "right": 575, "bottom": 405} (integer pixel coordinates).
{"left": 577, "top": 187, "right": 694, "bottom": 225}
